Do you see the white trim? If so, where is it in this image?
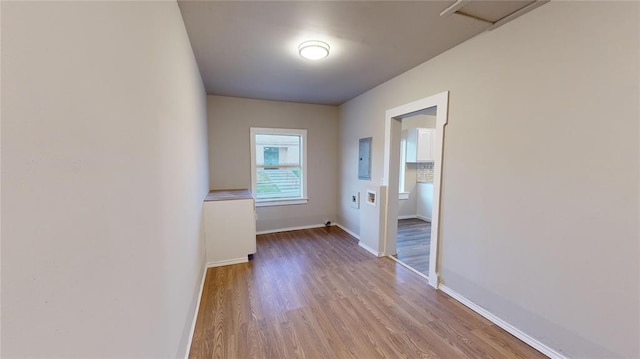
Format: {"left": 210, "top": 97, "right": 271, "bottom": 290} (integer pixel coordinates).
{"left": 388, "top": 254, "right": 439, "bottom": 285}
{"left": 335, "top": 223, "right": 361, "bottom": 240}
{"left": 256, "top": 223, "right": 369, "bottom": 245}
{"left": 416, "top": 214, "right": 431, "bottom": 222}
{"left": 441, "top": 0, "right": 547, "bottom": 30}
{"left": 255, "top": 198, "right": 308, "bottom": 207}
{"left": 439, "top": 0, "right": 471, "bottom": 17}
{"left": 439, "top": 285, "right": 568, "bottom": 359}
{"left": 398, "top": 192, "right": 410, "bottom": 200}
{"left": 488, "top": 0, "right": 549, "bottom": 31}
{"left": 358, "top": 241, "right": 381, "bottom": 257}
{"left": 382, "top": 91, "right": 449, "bottom": 289}
{"left": 206, "top": 257, "right": 248, "bottom": 268}
{"left": 183, "top": 265, "right": 208, "bottom": 359}
{"left": 387, "top": 255, "right": 429, "bottom": 281}
{"left": 256, "top": 223, "right": 327, "bottom": 235}
{"left": 397, "top": 215, "right": 417, "bottom": 220}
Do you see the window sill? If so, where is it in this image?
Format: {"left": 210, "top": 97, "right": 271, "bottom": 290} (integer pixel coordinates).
{"left": 399, "top": 192, "right": 410, "bottom": 200}
{"left": 256, "top": 198, "right": 308, "bottom": 207}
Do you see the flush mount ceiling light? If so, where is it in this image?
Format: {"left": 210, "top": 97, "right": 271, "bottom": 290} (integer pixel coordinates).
{"left": 298, "top": 40, "right": 330, "bottom": 60}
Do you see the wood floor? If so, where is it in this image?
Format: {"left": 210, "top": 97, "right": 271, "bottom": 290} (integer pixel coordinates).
{"left": 189, "top": 227, "right": 547, "bottom": 359}
{"left": 395, "top": 218, "right": 431, "bottom": 276}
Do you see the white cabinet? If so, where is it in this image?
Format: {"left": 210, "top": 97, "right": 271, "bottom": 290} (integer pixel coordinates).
{"left": 406, "top": 128, "right": 435, "bottom": 163}
{"left": 203, "top": 189, "right": 256, "bottom": 267}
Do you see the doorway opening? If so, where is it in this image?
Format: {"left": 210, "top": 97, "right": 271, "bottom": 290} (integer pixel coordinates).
{"left": 381, "top": 91, "right": 449, "bottom": 288}
{"left": 395, "top": 112, "right": 437, "bottom": 277}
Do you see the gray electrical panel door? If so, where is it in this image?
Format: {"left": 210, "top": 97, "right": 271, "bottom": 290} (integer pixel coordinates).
{"left": 358, "top": 137, "right": 372, "bottom": 180}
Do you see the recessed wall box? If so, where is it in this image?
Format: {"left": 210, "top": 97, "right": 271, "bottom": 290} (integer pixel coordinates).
{"left": 366, "top": 190, "right": 376, "bottom": 207}
{"left": 350, "top": 192, "right": 360, "bottom": 209}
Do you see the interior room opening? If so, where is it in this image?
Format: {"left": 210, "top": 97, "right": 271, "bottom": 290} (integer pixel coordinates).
{"left": 393, "top": 107, "right": 437, "bottom": 277}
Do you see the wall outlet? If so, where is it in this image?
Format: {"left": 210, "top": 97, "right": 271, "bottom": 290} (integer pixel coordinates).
{"left": 350, "top": 192, "right": 360, "bottom": 209}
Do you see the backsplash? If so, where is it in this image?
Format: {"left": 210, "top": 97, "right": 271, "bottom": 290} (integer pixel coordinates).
{"left": 417, "top": 162, "right": 434, "bottom": 183}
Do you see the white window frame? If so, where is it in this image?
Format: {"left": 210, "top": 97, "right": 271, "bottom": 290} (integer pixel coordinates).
{"left": 250, "top": 127, "right": 308, "bottom": 207}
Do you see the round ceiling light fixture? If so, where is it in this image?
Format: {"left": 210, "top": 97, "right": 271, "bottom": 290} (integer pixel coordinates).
{"left": 298, "top": 40, "right": 330, "bottom": 60}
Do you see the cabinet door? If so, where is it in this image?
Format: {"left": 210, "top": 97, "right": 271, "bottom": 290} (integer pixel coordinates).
{"left": 416, "top": 129, "right": 435, "bottom": 162}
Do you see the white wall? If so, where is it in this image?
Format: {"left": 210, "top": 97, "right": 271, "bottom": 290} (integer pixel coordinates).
{"left": 398, "top": 162, "right": 418, "bottom": 218}
{"left": 207, "top": 96, "right": 338, "bottom": 232}
{"left": 1, "top": 2, "right": 209, "bottom": 357}
{"left": 402, "top": 114, "right": 436, "bottom": 130}
{"left": 416, "top": 183, "right": 433, "bottom": 221}
{"left": 338, "top": 2, "right": 639, "bottom": 358}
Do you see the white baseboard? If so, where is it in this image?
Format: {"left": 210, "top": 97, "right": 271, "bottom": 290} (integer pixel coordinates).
{"left": 184, "top": 265, "right": 207, "bottom": 359}
{"left": 335, "top": 223, "right": 360, "bottom": 240}
{"left": 388, "top": 255, "right": 430, "bottom": 281}
{"left": 438, "top": 285, "right": 567, "bottom": 359}
{"left": 206, "top": 257, "right": 248, "bottom": 268}
{"left": 358, "top": 241, "right": 381, "bottom": 257}
{"left": 397, "top": 215, "right": 417, "bottom": 220}
{"left": 334, "top": 223, "right": 379, "bottom": 257}
{"left": 256, "top": 223, "right": 328, "bottom": 235}
{"left": 417, "top": 214, "right": 431, "bottom": 222}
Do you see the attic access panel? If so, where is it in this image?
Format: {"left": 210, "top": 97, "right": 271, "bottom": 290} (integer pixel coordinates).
{"left": 440, "top": 0, "right": 548, "bottom": 31}
{"left": 460, "top": 1, "right": 536, "bottom": 23}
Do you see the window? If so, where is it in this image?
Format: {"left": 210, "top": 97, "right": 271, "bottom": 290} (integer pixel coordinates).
{"left": 250, "top": 128, "right": 307, "bottom": 206}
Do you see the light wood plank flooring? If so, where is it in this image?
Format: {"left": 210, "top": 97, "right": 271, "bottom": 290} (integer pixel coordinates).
{"left": 395, "top": 218, "right": 431, "bottom": 276}
{"left": 189, "top": 227, "right": 547, "bottom": 359}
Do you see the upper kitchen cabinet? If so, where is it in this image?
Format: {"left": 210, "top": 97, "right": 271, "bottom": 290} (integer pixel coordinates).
{"left": 406, "top": 128, "right": 435, "bottom": 163}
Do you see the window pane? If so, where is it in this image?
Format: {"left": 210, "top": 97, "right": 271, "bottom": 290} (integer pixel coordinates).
{"left": 263, "top": 147, "right": 279, "bottom": 166}
{"left": 256, "top": 167, "right": 301, "bottom": 200}
{"left": 255, "top": 134, "right": 300, "bottom": 166}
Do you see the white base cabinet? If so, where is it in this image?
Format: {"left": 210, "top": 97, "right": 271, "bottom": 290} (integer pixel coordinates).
{"left": 203, "top": 190, "right": 256, "bottom": 267}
